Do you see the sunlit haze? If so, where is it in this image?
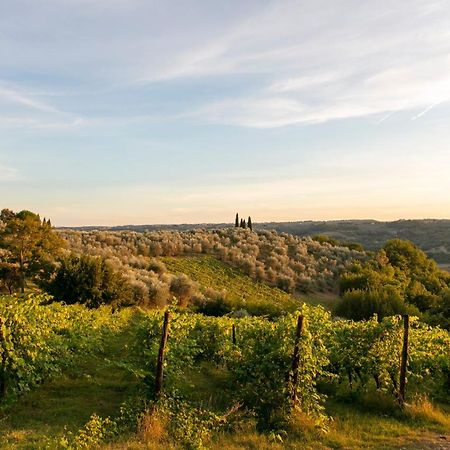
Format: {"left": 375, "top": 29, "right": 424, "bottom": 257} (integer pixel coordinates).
{"left": 1, "top": 0, "right": 450, "bottom": 226}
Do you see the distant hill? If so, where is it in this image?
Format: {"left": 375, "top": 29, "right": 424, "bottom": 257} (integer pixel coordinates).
{"left": 260, "top": 220, "right": 450, "bottom": 265}
{"left": 60, "top": 219, "right": 450, "bottom": 264}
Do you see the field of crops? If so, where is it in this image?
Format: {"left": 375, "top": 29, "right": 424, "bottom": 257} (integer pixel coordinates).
{"left": 1, "top": 294, "right": 449, "bottom": 449}
{"left": 162, "top": 255, "right": 301, "bottom": 314}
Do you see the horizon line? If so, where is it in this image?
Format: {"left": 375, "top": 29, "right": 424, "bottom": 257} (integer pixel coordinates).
{"left": 55, "top": 217, "right": 450, "bottom": 229}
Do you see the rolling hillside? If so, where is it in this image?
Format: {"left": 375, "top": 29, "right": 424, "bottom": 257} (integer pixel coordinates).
{"left": 61, "top": 219, "right": 450, "bottom": 264}
{"left": 162, "top": 255, "right": 301, "bottom": 314}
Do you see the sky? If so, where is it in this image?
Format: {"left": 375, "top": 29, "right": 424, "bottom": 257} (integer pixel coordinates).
{"left": 1, "top": 0, "right": 450, "bottom": 226}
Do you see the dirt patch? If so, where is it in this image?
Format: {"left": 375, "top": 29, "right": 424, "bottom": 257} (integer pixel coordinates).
{"left": 399, "top": 434, "right": 450, "bottom": 450}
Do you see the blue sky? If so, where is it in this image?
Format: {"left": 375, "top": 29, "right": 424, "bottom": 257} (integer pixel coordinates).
{"left": 1, "top": 0, "right": 449, "bottom": 226}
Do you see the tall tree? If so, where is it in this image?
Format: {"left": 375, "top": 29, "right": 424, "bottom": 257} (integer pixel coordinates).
{"left": 248, "top": 216, "right": 253, "bottom": 231}
{"left": 235, "top": 213, "right": 239, "bottom": 228}
{"left": 242, "top": 219, "right": 247, "bottom": 229}
{"left": 0, "top": 210, "right": 64, "bottom": 293}
{"left": 45, "top": 254, "right": 128, "bottom": 307}
{"left": 0, "top": 262, "right": 20, "bottom": 294}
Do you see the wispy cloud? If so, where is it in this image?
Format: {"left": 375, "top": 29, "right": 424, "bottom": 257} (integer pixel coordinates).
{"left": 2, "top": 0, "right": 450, "bottom": 128}
{"left": 377, "top": 111, "right": 396, "bottom": 125}
{"left": 0, "top": 164, "right": 19, "bottom": 181}
{"left": 188, "top": 53, "right": 450, "bottom": 127}
{"left": 156, "top": 0, "right": 450, "bottom": 127}
{"left": 0, "top": 115, "right": 87, "bottom": 130}
{"left": 0, "top": 84, "right": 59, "bottom": 113}
{"left": 411, "top": 101, "right": 443, "bottom": 120}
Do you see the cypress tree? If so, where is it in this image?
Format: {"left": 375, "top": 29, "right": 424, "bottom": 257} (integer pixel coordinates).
{"left": 235, "top": 213, "right": 239, "bottom": 227}
{"left": 242, "top": 219, "right": 247, "bottom": 229}
{"left": 248, "top": 216, "right": 252, "bottom": 231}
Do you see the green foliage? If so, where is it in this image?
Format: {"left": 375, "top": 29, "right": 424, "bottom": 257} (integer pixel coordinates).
{"left": 58, "top": 414, "right": 118, "bottom": 449}
{"left": 156, "top": 393, "right": 224, "bottom": 449}
{"left": 428, "top": 288, "right": 450, "bottom": 330}
{"left": 225, "top": 305, "right": 331, "bottom": 429}
{"left": 62, "top": 227, "right": 365, "bottom": 296}
{"left": 0, "top": 293, "right": 449, "bottom": 448}
{"left": 131, "top": 307, "right": 330, "bottom": 430}
{"left": 328, "top": 315, "right": 450, "bottom": 397}
{"left": 339, "top": 240, "right": 450, "bottom": 327}
{"left": 131, "top": 306, "right": 450, "bottom": 434}
{"left": 0, "top": 294, "right": 120, "bottom": 401}
{"left": 44, "top": 254, "right": 131, "bottom": 307}
{"left": 384, "top": 239, "right": 449, "bottom": 294}
{"left": 254, "top": 219, "right": 450, "bottom": 264}
{"left": 162, "top": 255, "right": 299, "bottom": 317}
{"left": 0, "top": 209, "right": 64, "bottom": 293}
{"left": 335, "top": 287, "right": 414, "bottom": 321}
{"left": 384, "top": 239, "right": 437, "bottom": 275}
{"left": 312, "top": 235, "right": 364, "bottom": 252}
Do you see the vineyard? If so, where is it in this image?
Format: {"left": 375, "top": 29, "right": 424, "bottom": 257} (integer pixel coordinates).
{"left": 162, "top": 255, "right": 300, "bottom": 315}
{"left": 1, "top": 294, "right": 449, "bottom": 449}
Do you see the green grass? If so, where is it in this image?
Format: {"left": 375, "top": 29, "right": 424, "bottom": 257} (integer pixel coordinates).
{"left": 300, "top": 291, "right": 339, "bottom": 310}
{"left": 124, "top": 362, "right": 450, "bottom": 450}
{"left": 0, "top": 319, "right": 139, "bottom": 449}
{"left": 0, "top": 309, "right": 448, "bottom": 449}
{"left": 162, "top": 255, "right": 301, "bottom": 314}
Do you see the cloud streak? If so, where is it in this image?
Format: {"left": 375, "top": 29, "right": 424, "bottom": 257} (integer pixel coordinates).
{"left": 0, "top": 164, "right": 19, "bottom": 181}
{"left": 411, "top": 101, "right": 443, "bottom": 120}
{"left": 154, "top": 0, "right": 450, "bottom": 127}
{"left": 0, "top": 84, "right": 59, "bottom": 113}
{"left": 2, "top": 0, "right": 450, "bottom": 128}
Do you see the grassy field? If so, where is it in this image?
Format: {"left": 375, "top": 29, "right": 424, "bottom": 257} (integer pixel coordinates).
{"left": 0, "top": 317, "right": 139, "bottom": 449}
{"left": 162, "top": 255, "right": 340, "bottom": 313}
{"left": 1, "top": 323, "right": 448, "bottom": 449}
{"left": 162, "top": 255, "right": 302, "bottom": 314}
{"left": 0, "top": 264, "right": 448, "bottom": 449}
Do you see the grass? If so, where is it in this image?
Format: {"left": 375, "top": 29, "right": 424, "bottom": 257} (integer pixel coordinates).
{"left": 1, "top": 258, "right": 448, "bottom": 449}
{"left": 0, "top": 319, "right": 139, "bottom": 449}
{"left": 109, "top": 364, "right": 450, "bottom": 450}
{"left": 300, "top": 291, "right": 339, "bottom": 310}
{"left": 162, "top": 255, "right": 301, "bottom": 314}
{"left": 0, "top": 302, "right": 448, "bottom": 449}
{"left": 162, "top": 255, "right": 341, "bottom": 314}
{"left": 208, "top": 394, "right": 450, "bottom": 450}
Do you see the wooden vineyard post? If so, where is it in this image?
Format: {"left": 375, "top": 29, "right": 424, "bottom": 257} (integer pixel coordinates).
{"left": 0, "top": 317, "right": 6, "bottom": 398}
{"left": 398, "top": 314, "right": 409, "bottom": 407}
{"left": 154, "top": 311, "right": 170, "bottom": 400}
{"left": 290, "top": 315, "right": 304, "bottom": 403}
{"left": 232, "top": 324, "right": 236, "bottom": 345}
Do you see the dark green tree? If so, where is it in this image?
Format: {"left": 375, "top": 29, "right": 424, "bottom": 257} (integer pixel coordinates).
{"left": 0, "top": 262, "right": 20, "bottom": 294}
{"left": 335, "top": 286, "right": 415, "bottom": 321}
{"left": 428, "top": 289, "right": 450, "bottom": 330}
{"left": 0, "top": 210, "right": 63, "bottom": 293}
{"left": 235, "top": 213, "right": 239, "bottom": 227}
{"left": 45, "top": 254, "right": 130, "bottom": 307}
{"left": 248, "top": 216, "right": 253, "bottom": 231}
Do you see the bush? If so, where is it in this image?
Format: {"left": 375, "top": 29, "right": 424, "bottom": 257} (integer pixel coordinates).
{"left": 335, "top": 286, "right": 415, "bottom": 321}
{"left": 170, "top": 274, "right": 196, "bottom": 307}
{"left": 194, "top": 290, "right": 233, "bottom": 316}
{"left": 428, "top": 289, "right": 450, "bottom": 330}
{"left": 44, "top": 254, "right": 131, "bottom": 307}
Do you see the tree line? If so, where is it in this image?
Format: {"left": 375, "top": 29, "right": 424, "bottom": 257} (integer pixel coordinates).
{"left": 1, "top": 208, "right": 449, "bottom": 330}
{"left": 235, "top": 213, "right": 252, "bottom": 231}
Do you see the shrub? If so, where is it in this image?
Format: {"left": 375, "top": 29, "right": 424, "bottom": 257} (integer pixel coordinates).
{"left": 335, "top": 286, "right": 414, "bottom": 321}
{"left": 44, "top": 254, "right": 131, "bottom": 307}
